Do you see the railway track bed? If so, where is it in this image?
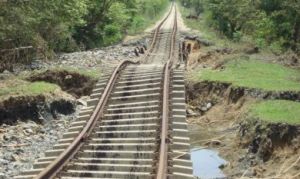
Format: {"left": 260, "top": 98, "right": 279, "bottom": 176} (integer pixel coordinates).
{"left": 16, "top": 3, "right": 194, "bottom": 179}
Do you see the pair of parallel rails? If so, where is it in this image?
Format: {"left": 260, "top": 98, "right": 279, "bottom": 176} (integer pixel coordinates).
{"left": 17, "top": 3, "right": 194, "bottom": 179}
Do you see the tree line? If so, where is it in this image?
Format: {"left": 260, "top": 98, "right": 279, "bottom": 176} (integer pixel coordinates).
{"left": 0, "top": 0, "right": 169, "bottom": 65}
{"left": 179, "top": 0, "right": 300, "bottom": 53}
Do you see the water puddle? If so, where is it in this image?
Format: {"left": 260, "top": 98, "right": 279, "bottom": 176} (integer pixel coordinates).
{"left": 191, "top": 148, "right": 227, "bottom": 179}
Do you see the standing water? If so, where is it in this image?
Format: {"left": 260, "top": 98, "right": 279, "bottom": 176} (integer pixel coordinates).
{"left": 189, "top": 125, "right": 227, "bottom": 179}
{"left": 191, "top": 148, "right": 227, "bottom": 179}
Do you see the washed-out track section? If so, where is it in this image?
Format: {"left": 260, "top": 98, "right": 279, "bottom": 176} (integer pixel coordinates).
{"left": 15, "top": 64, "right": 193, "bottom": 179}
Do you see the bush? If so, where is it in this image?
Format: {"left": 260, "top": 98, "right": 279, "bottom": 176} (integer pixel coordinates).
{"left": 103, "top": 24, "right": 122, "bottom": 46}
{"left": 180, "top": 0, "right": 300, "bottom": 52}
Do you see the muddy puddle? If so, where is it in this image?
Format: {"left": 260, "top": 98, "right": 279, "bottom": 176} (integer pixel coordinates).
{"left": 189, "top": 124, "right": 228, "bottom": 179}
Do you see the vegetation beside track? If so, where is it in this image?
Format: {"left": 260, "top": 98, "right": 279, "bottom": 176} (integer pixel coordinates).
{"left": 250, "top": 100, "right": 300, "bottom": 125}
{"left": 198, "top": 58, "right": 300, "bottom": 92}
{"left": 0, "top": 79, "right": 59, "bottom": 101}
{"left": 0, "top": 0, "right": 169, "bottom": 67}
{"left": 0, "top": 67, "right": 100, "bottom": 100}
{"left": 178, "top": 0, "right": 300, "bottom": 53}
{"left": 178, "top": 3, "right": 233, "bottom": 48}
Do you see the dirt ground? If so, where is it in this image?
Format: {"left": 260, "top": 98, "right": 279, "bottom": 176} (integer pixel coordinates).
{"left": 186, "top": 81, "right": 300, "bottom": 178}
{"left": 185, "top": 37, "right": 300, "bottom": 178}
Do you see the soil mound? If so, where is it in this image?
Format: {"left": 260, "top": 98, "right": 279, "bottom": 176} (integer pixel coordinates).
{"left": 28, "top": 70, "right": 97, "bottom": 98}
{"left": 0, "top": 95, "right": 74, "bottom": 125}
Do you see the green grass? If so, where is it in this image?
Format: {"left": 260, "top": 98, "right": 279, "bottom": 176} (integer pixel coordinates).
{"left": 0, "top": 66, "right": 100, "bottom": 100}
{"left": 250, "top": 100, "right": 300, "bottom": 125}
{"left": 199, "top": 59, "right": 300, "bottom": 91}
{"left": 0, "top": 80, "right": 59, "bottom": 100}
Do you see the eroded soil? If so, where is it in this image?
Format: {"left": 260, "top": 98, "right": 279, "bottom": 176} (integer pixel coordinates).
{"left": 0, "top": 93, "right": 78, "bottom": 177}
{"left": 185, "top": 35, "right": 300, "bottom": 178}
{"left": 28, "top": 70, "right": 97, "bottom": 98}
{"left": 186, "top": 80, "right": 300, "bottom": 178}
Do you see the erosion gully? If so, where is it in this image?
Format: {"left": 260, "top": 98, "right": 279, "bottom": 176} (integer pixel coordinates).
{"left": 16, "top": 3, "right": 193, "bottom": 179}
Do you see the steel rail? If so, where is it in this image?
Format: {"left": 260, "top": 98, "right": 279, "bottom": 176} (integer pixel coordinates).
{"left": 168, "top": 5, "right": 178, "bottom": 60}
{"left": 35, "top": 60, "right": 138, "bottom": 179}
{"left": 144, "top": 2, "right": 175, "bottom": 59}
{"left": 35, "top": 3, "right": 177, "bottom": 179}
{"left": 156, "top": 4, "right": 178, "bottom": 179}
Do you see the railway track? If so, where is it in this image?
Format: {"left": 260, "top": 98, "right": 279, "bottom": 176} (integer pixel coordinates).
{"left": 16, "top": 3, "right": 193, "bottom": 179}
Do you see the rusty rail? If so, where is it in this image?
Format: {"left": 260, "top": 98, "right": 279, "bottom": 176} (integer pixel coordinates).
{"left": 157, "top": 60, "right": 171, "bottom": 179}
{"left": 35, "top": 3, "right": 177, "bottom": 179}
{"left": 156, "top": 4, "right": 178, "bottom": 179}
{"left": 169, "top": 5, "right": 178, "bottom": 59}
{"left": 35, "top": 60, "right": 138, "bottom": 179}
{"left": 146, "top": 3, "right": 175, "bottom": 56}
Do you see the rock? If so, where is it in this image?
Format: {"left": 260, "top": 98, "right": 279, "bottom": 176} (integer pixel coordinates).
{"left": 3, "top": 134, "right": 11, "bottom": 141}
{"left": 219, "top": 164, "right": 226, "bottom": 169}
{"left": 77, "top": 98, "right": 87, "bottom": 106}
{"left": 24, "top": 128, "right": 34, "bottom": 135}
{"left": 0, "top": 173, "right": 5, "bottom": 178}
{"left": 65, "top": 75, "right": 73, "bottom": 80}
{"left": 186, "top": 107, "right": 199, "bottom": 117}
{"left": 206, "top": 102, "right": 212, "bottom": 109}
{"left": 11, "top": 154, "right": 20, "bottom": 162}
{"left": 0, "top": 70, "right": 13, "bottom": 80}
{"left": 0, "top": 158, "right": 9, "bottom": 165}
{"left": 200, "top": 106, "right": 208, "bottom": 112}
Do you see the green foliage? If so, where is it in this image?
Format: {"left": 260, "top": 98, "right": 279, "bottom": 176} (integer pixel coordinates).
{"left": 127, "top": 0, "right": 169, "bottom": 34}
{"left": 0, "top": 0, "right": 170, "bottom": 64}
{"left": 73, "top": 0, "right": 169, "bottom": 48}
{"left": 179, "top": 0, "right": 300, "bottom": 52}
{"left": 250, "top": 100, "right": 300, "bottom": 125}
{"left": 0, "top": 0, "right": 88, "bottom": 52}
{"left": 199, "top": 58, "right": 300, "bottom": 91}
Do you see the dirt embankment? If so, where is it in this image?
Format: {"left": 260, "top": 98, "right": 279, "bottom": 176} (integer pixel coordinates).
{"left": 186, "top": 81, "right": 254, "bottom": 125}
{"left": 0, "top": 39, "right": 139, "bottom": 178}
{"left": 187, "top": 81, "right": 300, "bottom": 107}
{"left": 0, "top": 69, "right": 97, "bottom": 177}
{"left": 186, "top": 80, "right": 300, "bottom": 178}
{"left": 239, "top": 118, "right": 300, "bottom": 162}
{"left": 28, "top": 70, "right": 97, "bottom": 98}
{"left": 182, "top": 34, "right": 300, "bottom": 71}
{"left": 0, "top": 95, "right": 75, "bottom": 125}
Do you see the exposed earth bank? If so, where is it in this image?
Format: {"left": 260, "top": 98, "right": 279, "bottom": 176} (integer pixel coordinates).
{"left": 0, "top": 41, "right": 140, "bottom": 178}
{"left": 0, "top": 93, "right": 77, "bottom": 178}
{"left": 185, "top": 31, "right": 300, "bottom": 177}
{"left": 186, "top": 80, "right": 300, "bottom": 178}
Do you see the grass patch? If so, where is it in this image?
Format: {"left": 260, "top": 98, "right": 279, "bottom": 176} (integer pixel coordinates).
{"left": 250, "top": 100, "right": 300, "bottom": 125}
{"left": 0, "top": 79, "right": 59, "bottom": 100}
{"left": 199, "top": 58, "right": 300, "bottom": 91}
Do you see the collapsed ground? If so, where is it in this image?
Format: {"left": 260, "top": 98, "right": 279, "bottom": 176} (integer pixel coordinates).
{"left": 1, "top": 3, "right": 300, "bottom": 178}
{"left": 0, "top": 43, "right": 139, "bottom": 177}
{"left": 181, "top": 6, "right": 300, "bottom": 178}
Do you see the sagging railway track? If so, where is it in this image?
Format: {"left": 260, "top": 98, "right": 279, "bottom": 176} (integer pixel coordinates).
{"left": 16, "top": 3, "right": 193, "bottom": 179}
